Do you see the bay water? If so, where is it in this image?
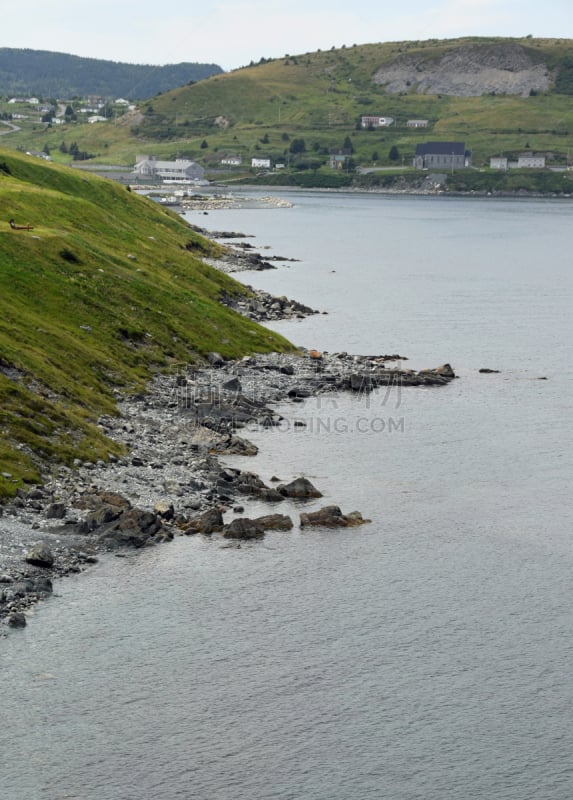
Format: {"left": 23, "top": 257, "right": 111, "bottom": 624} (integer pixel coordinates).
{"left": 2, "top": 191, "right": 572, "bottom": 800}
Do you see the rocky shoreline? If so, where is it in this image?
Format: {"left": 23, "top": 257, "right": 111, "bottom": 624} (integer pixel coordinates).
{"left": 0, "top": 348, "right": 456, "bottom": 631}
{"left": 0, "top": 232, "right": 457, "bottom": 633}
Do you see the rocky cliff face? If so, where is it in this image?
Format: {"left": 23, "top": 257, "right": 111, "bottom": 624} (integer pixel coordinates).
{"left": 372, "top": 43, "right": 553, "bottom": 97}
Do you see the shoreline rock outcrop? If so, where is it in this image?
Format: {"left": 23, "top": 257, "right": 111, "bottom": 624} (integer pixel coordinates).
{"left": 300, "top": 506, "right": 371, "bottom": 528}
{"left": 0, "top": 302, "right": 457, "bottom": 631}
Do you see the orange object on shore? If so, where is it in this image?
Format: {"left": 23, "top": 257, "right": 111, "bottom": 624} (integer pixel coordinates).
{"left": 309, "top": 349, "right": 322, "bottom": 359}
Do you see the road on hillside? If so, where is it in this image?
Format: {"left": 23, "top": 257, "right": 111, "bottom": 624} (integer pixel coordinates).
{"left": 0, "top": 120, "right": 20, "bottom": 135}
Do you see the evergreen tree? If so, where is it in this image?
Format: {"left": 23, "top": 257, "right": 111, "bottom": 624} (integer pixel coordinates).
{"left": 289, "top": 138, "right": 306, "bottom": 154}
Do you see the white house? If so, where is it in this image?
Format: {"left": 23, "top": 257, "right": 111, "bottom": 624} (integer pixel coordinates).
{"left": 517, "top": 154, "right": 546, "bottom": 169}
{"left": 220, "top": 155, "right": 242, "bottom": 166}
{"left": 133, "top": 156, "right": 205, "bottom": 182}
{"left": 251, "top": 157, "right": 272, "bottom": 169}
{"left": 361, "top": 115, "right": 394, "bottom": 128}
{"left": 407, "top": 119, "right": 429, "bottom": 128}
{"left": 490, "top": 157, "right": 508, "bottom": 170}
{"left": 8, "top": 97, "right": 39, "bottom": 105}
{"left": 88, "top": 115, "right": 108, "bottom": 124}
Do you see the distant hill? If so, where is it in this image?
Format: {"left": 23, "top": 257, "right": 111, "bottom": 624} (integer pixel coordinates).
{"left": 129, "top": 37, "right": 573, "bottom": 168}
{"left": 0, "top": 48, "right": 223, "bottom": 99}
{"left": 3, "top": 37, "right": 573, "bottom": 173}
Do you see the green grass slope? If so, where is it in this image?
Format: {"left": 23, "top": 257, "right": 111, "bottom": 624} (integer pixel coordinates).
{"left": 0, "top": 149, "right": 293, "bottom": 498}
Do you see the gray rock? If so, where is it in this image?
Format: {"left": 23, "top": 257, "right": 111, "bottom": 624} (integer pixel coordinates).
{"left": 222, "top": 377, "right": 241, "bottom": 392}
{"left": 300, "top": 506, "right": 371, "bottom": 528}
{"left": 207, "top": 352, "right": 225, "bottom": 368}
{"left": 222, "top": 518, "right": 265, "bottom": 540}
{"left": 88, "top": 505, "right": 123, "bottom": 526}
{"left": 24, "top": 543, "right": 55, "bottom": 568}
{"left": 27, "top": 487, "right": 47, "bottom": 501}
{"left": 278, "top": 477, "right": 323, "bottom": 499}
{"left": 257, "top": 488, "right": 285, "bottom": 502}
{"left": 33, "top": 576, "right": 53, "bottom": 594}
{"left": 182, "top": 508, "right": 224, "bottom": 535}
{"left": 46, "top": 502, "right": 66, "bottom": 520}
{"left": 253, "top": 514, "right": 294, "bottom": 531}
{"left": 7, "top": 612, "right": 27, "bottom": 628}
{"left": 99, "top": 508, "right": 163, "bottom": 549}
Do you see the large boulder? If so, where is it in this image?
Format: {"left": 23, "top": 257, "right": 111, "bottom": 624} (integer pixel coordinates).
{"left": 418, "top": 363, "right": 456, "bottom": 380}
{"left": 253, "top": 514, "right": 294, "bottom": 531}
{"left": 222, "top": 518, "right": 265, "bottom": 540}
{"left": 73, "top": 490, "right": 131, "bottom": 512}
{"left": 46, "top": 502, "right": 66, "bottom": 520}
{"left": 181, "top": 508, "right": 224, "bottom": 535}
{"left": 235, "top": 472, "right": 267, "bottom": 495}
{"left": 24, "top": 543, "right": 55, "bottom": 568}
{"left": 300, "top": 506, "right": 371, "bottom": 528}
{"left": 278, "top": 477, "right": 323, "bottom": 499}
{"left": 7, "top": 612, "right": 27, "bottom": 628}
{"left": 87, "top": 504, "right": 124, "bottom": 528}
{"left": 99, "top": 508, "right": 163, "bottom": 548}
{"left": 257, "top": 487, "right": 285, "bottom": 503}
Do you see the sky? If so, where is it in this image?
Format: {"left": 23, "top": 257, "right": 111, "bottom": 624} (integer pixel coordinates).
{"left": 3, "top": 0, "right": 572, "bottom": 71}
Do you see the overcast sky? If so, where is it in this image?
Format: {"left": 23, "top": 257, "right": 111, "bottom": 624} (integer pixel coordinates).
{"left": 3, "top": 0, "right": 572, "bottom": 71}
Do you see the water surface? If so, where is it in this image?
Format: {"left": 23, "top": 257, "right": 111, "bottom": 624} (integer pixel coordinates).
{"left": 2, "top": 192, "right": 572, "bottom": 800}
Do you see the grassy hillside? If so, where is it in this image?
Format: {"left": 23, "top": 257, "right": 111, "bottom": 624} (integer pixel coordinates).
{"left": 4, "top": 36, "right": 572, "bottom": 172}
{"left": 0, "top": 149, "right": 293, "bottom": 498}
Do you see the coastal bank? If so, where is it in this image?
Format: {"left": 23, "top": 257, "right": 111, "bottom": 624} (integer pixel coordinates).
{"left": 0, "top": 232, "right": 456, "bottom": 632}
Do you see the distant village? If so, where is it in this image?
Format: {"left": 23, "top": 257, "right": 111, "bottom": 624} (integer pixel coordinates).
{"left": 6, "top": 94, "right": 136, "bottom": 125}
{"left": 4, "top": 97, "right": 566, "bottom": 179}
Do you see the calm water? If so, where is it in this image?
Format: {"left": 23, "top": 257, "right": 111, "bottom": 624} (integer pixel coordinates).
{"left": 2, "top": 192, "right": 573, "bottom": 800}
